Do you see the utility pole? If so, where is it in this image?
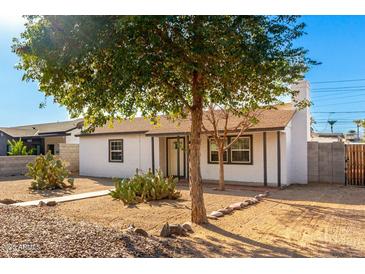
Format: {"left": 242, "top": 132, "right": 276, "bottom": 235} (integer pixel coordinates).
{"left": 353, "top": 120, "right": 363, "bottom": 141}
{"left": 327, "top": 120, "right": 337, "bottom": 134}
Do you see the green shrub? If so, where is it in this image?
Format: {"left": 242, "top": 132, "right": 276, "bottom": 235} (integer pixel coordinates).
{"left": 27, "top": 151, "right": 74, "bottom": 190}
{"left": 110, "top": 169, "right": 181, "bottom": 205}
{"left": 7, "top": 139, "right": 34, "bottom": 155}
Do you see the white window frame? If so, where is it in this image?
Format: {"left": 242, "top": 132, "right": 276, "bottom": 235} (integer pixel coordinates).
{"left": 109, "top": 139, "right": 123, "bottom": 162}
{"left": 230, "top": 136, "right": 251, "bottom": 164}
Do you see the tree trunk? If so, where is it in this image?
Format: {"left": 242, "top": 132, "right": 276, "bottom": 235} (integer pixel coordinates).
{"left": 218, "top": 146, "right": 225, "bottom": 191}
{"left": 189, "top": 72, "right": 207, "bottom": 224}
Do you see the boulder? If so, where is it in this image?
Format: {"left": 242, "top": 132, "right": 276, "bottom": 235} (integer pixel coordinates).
{"left": 46, "top": 201, "right": 57, "bottom": 206}
{"left": 217, "top": 207, "right": 233, "bottom": 215}
{"left": 134, "top": 228, "right": 149, "bottom": 237}
{"left": 240, "top": 201, "right": 249, "bottom": 208}
{"left": 255, "top": 193, "right": 268, "bottom": 200}
{"left": 160, "top": 223, "right": 171, "bottom": 237}
{"left": 228, "top": 202, "right": 243, "bottom": 210}
{"left": 38, "top": 201, "right": 46, "bottom": 207}
{"left": 209, "top": 211, "right": 224, "bottom": 218}
{"left": 169, "top": 224, "right": 188, "bottom": 236}
{"left": 245, "top": 198, "right": 259, "bottom": 205}
{"left": 182, "top": 222, "right": 193, "bottom": 233}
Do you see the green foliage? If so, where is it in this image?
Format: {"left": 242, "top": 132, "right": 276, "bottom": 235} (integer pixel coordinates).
{"left": 110, "top": 170, "right": 181, "bottom": 205}
{"left": 27, "top": 151, "right": 74, "bottom": 190}
{"left": 13, "top": 16, "right": 316, "bottom": 129}
{"left": 7, "top": 139, "right": 34, "bottom": 156}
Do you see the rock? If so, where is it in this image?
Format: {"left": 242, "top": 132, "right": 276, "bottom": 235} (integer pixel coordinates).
{"left": 38, "top": 201, "right": 46, "bottom": 207}
{"left": 46, "top": 201, "right": 57, "bottom": 207}
{"left": 255, "top": 193, "right": 268, "bottom": 200}
{"left": 209, "top": 211, "right": 224, "bottom": 218}
{"left": 218, "top": 207, "right": 233, "bottom": 214}
{"left": 228, "top": 202, "right": 243, "bottom": 210}
{"left": 169, "top": 224, "right": 187, "bottom": 236}
{"left": 134, "top": 228, "right": 148, "bottom": 237}
{"left": 182, "top": 222, "right": 193, "bottom": 233}
{"left": 245, "top": 198, "right": 259, "bottom": 205}
{"left": 0, "top": 199, "right": 18, "bottom": 205}
{"left": 160, "top": 223, "right": 171, "bottom": 237}
{"left": 240, "top": 201, "right": 249, "bottom": 208}
{"left": 207, "top": 215, "right": 218, "bottom": 220}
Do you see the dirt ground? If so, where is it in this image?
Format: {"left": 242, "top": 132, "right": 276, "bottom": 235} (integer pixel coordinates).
{"left": 0, "top": 176, "right": 113, "bottom": 202}
{"left": 55, "top": 182, "right": 365, "bottom": 257}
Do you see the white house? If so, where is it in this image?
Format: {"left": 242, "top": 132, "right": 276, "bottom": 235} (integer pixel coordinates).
{"left": 79, "top": 81, "right": 310, "bottom": 187}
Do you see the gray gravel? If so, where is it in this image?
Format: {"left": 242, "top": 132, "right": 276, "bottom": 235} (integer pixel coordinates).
{"left": 0, "top": 205, "right": 187, "bottom": 258}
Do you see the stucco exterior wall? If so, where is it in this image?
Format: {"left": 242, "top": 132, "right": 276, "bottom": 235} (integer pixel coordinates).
{"left": 80, "top": 134, "right": 153, "bottom": 178}
{"left": 200, "top": 131, "right": 285, "bottom": 186}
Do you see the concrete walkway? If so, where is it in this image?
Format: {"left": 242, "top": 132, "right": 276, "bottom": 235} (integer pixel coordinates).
{"left": 13, "top": 189, "right": 114, "bottom": 207}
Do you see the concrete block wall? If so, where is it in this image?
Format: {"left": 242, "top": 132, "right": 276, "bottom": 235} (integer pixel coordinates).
{"left": 307, "top": 141, "right": 345, "bottom": 184}
{"left": 0, "top": 155, "right": 37, "bottom": 176}
{"left": 59, "top": 143, "right": 79, "bottom": 173}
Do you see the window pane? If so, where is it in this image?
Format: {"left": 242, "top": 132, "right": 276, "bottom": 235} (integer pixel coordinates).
{"left": 111, "top": 151, "right": 122, "bottom": 161}
{"left": 232, "top": 151, "right": 250, "bottom": 162}
{"left": 111, "top": 141, "right": 122, "bottom": 150}
{"left": 210, "top": 151, "right": 219, "bottom": 162}
{"left": 210, "top": 141, "right": 218, "bottom": 152}
{"left": 232, "top": 138, "right": 250, "bottom": 150}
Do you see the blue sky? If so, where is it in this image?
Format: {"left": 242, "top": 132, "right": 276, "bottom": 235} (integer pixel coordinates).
{"left": 1, "top": 16, "right": 365, "bottom": 134}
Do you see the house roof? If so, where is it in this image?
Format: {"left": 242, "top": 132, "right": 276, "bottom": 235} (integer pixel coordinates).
{"left": 0, "top": 118, "right": 84, "bottom": 138}
{"left": 80, "top": 104, "right": 296, "bottom": 137}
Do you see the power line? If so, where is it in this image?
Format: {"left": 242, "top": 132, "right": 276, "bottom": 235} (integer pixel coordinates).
{"left": 312, "top": 111, "right": 365, "bottom": 113}
{"left": 314, "top": 100, "right": 365, "bottom": 107}
{"left": 312, "top": 78, "right": 365, "bottom": 84}
{"left": 312, "top": 85, "right": 365, "bottom": 91}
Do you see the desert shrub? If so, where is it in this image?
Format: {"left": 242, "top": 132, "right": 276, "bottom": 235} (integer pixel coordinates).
{"left": 27, "top": 151, "right": 74, "bottom": 190}
{"left": 110, "top": 169, "right": 181, "bottom": 205}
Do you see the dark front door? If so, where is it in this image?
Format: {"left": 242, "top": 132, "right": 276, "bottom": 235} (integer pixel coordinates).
{"left": 47, "top": 144, "right": 55, "bottom": 155}
{"left": 166, "top": 137, "right": 185, "bottom": 178}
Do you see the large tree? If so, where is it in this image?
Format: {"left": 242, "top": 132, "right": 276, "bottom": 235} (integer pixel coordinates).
{"left": 13, "top": 16, "right": 314, "bottom": 224}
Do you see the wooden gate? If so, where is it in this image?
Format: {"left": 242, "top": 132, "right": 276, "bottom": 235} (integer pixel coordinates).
{"left": 345, "top": 144, "right": 365, "bottom": 186}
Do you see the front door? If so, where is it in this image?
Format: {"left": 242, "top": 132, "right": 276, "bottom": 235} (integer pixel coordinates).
{"left": 167, "top": 137, "right": 185, "bottom": 178}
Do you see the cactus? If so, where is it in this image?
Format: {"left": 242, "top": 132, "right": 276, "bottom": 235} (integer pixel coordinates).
{"left": 109, "top": 170, "right": 181, "bottom": 205}
{"left": 27, "top": 151, "right": 74, "bottom": 190}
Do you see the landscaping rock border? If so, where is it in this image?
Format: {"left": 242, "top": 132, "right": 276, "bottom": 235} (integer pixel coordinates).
{"left": 207, "top": 191, "right": 269, "bottom": 220}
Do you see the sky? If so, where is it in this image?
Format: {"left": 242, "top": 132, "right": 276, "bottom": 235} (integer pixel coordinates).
{"left": 1, "top": 15, "right": 365, "bottom": 134}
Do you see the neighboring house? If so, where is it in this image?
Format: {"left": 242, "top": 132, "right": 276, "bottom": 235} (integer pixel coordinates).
{"left": 0, "top": 119, "right": 83, "bottom": 156}
{"left": 79, "top": 81, "right": 310, "bottom": 187}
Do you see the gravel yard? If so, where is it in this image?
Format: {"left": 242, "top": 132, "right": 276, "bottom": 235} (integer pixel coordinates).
{"left": 0, "top": 205, "right": 188, "bottom": 258}
{"left": 1, "top": 181, "right": 365, "bottom": 257}
{"left": 55, "top": 183, "right": 365, "bottom": 257}
{"left": 0, "top": 176, "right": 113, "bottom": 203}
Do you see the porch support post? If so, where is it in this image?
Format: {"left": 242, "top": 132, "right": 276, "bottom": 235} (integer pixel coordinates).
{"left": 186, "top": 135, "right": 190, "bottom": 179}
{"left": 177, "top": 136, "right": 180, "bottom": 178}
{"left": 151, "top": 136, "right": 155, "bottom": 174}
{"left": 277, "top": 131, "right": 281, "bottom": 187}
{"left": 263, "top": 132, "right": 267, "bottom": 186}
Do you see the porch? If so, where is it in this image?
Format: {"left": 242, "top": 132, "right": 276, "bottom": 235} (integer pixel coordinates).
{"left": 149, "top": 129, "right": 290, "bottom": 187}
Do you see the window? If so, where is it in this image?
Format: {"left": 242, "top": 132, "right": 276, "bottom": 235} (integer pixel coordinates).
{"left": 109, "top": 139, "right": 123, "bottom": 162}
{"left": 231, "top": 137, "right": 251, "bottom": 163}
{"left": 209, "top": 138, "right": 228, "bottom": 163}
{"left": 208, "top": 135, "right": 252, "bottom": 165}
